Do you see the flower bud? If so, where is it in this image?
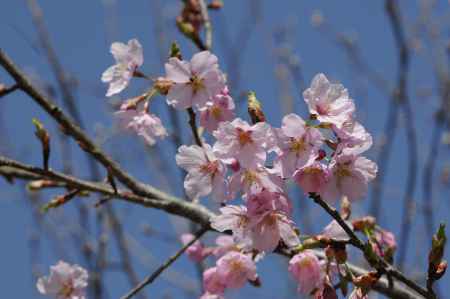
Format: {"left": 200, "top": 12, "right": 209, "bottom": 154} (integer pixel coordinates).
{"left": 428, "top": 224, "right": 447, "bottom": 282}
{"left": 32, "top": 118, "right": 51, "bottom": 170}
{"left": 208, "top": 0, "right": 223, "bottom": 9}
{"left": 429, "top": 224, "right": 446, "bottom": 266}
{"left": 41, "top": 190, "right": 80, "bottom": 213}
{"left": 247, "top": 91, "right": 266, "bottom": 124}
{"left": 169, "top": 42, "right": 182, "bottom": 59}
{"left": 352, "top": 216, "right": 376, "bottom": 232}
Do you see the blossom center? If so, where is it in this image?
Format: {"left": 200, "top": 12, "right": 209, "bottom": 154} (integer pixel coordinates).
{"left": 303, "top": 166, "right": 322, "bottom": 175}
{"left": 200, "top": 160, "right": 219, "bottom": 175}
{"left": 59, "top": 283, "right": 74, "bottom": 297}
{"left": 243, "top": 170, "right": 259, "bottom": 186}
{"left": 316, "top": 104, "right": 329, "bottom": 115}
{"left": 298, "top": 256, "right": 314, "bottom": 268}
{"left": 335, "top": 164, "right": 352, "bottom": 178}
{"left": 236, "top": 129, "right": 253, "bottom": 146}
{"left": 289, "top": 138, "right": 306, "bottom": 154}
{"left": 230, "top": 259, "right": 243, "bottom": 271}
{"left": 190, "top": 75, "right": 205, "bottom": 93}
{"left": 263, "top": 213, "right": 278, "bottom": 226}
{"left": 211, "top": 105, "right": 222, "bottom": 119}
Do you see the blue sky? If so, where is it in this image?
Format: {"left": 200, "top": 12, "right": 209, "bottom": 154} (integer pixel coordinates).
{"left": 0, "top": 1, "right": 449, "bottom": 298}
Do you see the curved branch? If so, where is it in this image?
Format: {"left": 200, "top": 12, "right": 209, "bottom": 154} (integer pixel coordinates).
{"left": 0, "top": 156, "right": 432, "bottom": 299}
{"left": 0, "top": 50, "right": 434, "bottom": 299}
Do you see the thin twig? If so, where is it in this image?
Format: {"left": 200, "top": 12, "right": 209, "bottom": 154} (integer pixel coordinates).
{"left": 0, "top": 50, "right": 437, "bottom": 299}
{"left": 120, "top": 226, "right": 208, "bottom": 299}
{"left": 0, "top": 155, "right": 435, "bottom": 299}
{"left": 384, "top": 0, "right": 418, "bottom": 270}
{"left": 308, "top": 193, "right": 433, "bottom": 299}
{"left": 0, "top": 49, "right": 180, "bottom": 202}
{"left": 187, "top": 107, "right": 203, "bottom": 147}
{"left": 0, "top": 83, "right": 19, "bottom": 98}
{"left": 198, "top": 0, "right": 212, "bottom": 50}
{"left": 0, "top": 156, "right": 214, "bottom": 226}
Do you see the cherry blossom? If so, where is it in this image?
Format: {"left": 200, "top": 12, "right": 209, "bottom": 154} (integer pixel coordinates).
{"left": 289, "top": 250, "right": 324, "bottom": 294}
{"left": 180, "top": 233, "right": 211, "bottom": 262}
{"left": 250, "top": 210, "right": 299, "bottom": 252}
{"left": 165, "top": 51, "right": 225, "bottom": 109}
{"left": 303, "top": 73, "right": 355, "bottom": 128}
{"left": 102, "top": 39, "right": 143, "bottom": 97}
{"left": 215, "top": 251, "right": 258, "bottom": 289}
{"left": 372, "top": 229, "right": 397, "bottom": 258}
{"left": 246, "top": 189, "right": 291, "bottom": 218}
{"left": 321, "top": 220, "right": 353, "bottom": 241}
{"left": 229, "top": 166, "right": 285, "bottom": 198}
{"left": 213, "top": 235, "right": 238, "bottom": 257}
{"left": 210, "top": 205, "right": 250, "bottom": 243}
{"left": 213, "top": 118, "right": 275, "bottom": 169}
{"left": 115, "top": 104, "right": 167, "bottom": 146}
{"left": 200, "top": 87, "right": 235, "bottom": 132}
{"left": 37, "top": 261, "right": 88, "bottom": 299}
{"left": 203, "top": 267, "right": 226, "bottom": 295}
{"left": 176, "top": 144, "right": 228, "bottom": 201}
{"left": 334, "top": 120, "right": 373, "bottom": 156}
{"left": 275, "top": 113, "right": 323, "bottom": 178}
{"left": 320, "top": 154, "right": 377, "bottom": 202}
{"left": 293, "top": 162, "right": 328, "bottom": 194}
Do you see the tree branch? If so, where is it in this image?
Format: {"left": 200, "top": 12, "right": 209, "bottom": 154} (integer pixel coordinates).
{"left": 0, "top": 49, "right": 180, "bottom": 203}
{"left": 0, "top": 49, "right": 436, "bottom": 299}
{"left": 120, "top": 226, "right": 208, "bottom": 299}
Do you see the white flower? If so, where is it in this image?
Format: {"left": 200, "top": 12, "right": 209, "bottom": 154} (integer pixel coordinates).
{"left": 37, "top": 261, "right": 88, "bottom": 299}
{"left": 101, "top": 39, "right": 143, "bottom": 97}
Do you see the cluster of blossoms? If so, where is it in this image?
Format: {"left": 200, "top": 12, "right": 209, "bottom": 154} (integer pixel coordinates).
{"left": 32, "top": 37, "right": 398, "bottom": 299}
{"left": 98, "top": 39, "right": 383, "bottom": 298}
{"left": 37, "top": 261, "right": 88, "bottom": 299}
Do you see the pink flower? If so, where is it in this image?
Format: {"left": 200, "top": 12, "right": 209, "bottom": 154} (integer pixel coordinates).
{"left": 200, "top": 87, "right": 235, "bottom": 132}
{"left": 334, "top": 120, "right": 373, "bottom": 156}
{"left": 115, "top": 104, "right": 167, "bottom": 146}
{"left": 210, "top": 205, "right": 250, "bottom": 242}
{"left": 213, "top": 118, "right": 275, "bottom": 169}
{"left": 289, "top": 250, "right": 323, "bottom": 294}
{"left": 246, "top": 189, "right": 291, "bottom": 218}
{"left": 320, "top": 155, "right": 377, "bottom": 202}
{"left": 303, "top": 74, "right": 355, "bottom": 128}
{"left": 321, "top": 220, "right": 353, "bottom": 241}
{"left": 165, "top": 51, "right": 225, "bottom": 109}
{"left": 101, "top": 39, "right": 143, "bottom": 97}
{"left": 215, "top": 251, "right": 257, "bottom": 289}
{"left": 249, "top": 210, "right": 299, "bottom": 252}
{"left": 180, "top": 233, "right": 210, "bottom": 262}
{"left": 176, "top": 144, "right": 228, "bottom": 202}
{"left": 377, "top": 230, "right": 397, "bottom": 249}
{"left": 213, "top": 235, "right": 238, "bottom": 257}
{"left": 229, "top": 166, "right": 285, "bottom": 198}
{"left": 293, "top": 162, "right": 328, "bottom": 193}
{"left": 372, "top": 229, "right": 397, "bottom": 258}
{"left": 275, "top": 113, "right": 323, "bottom": 178}
{"left": 203, "top": 267, "right": 226, "bottom": 295}
{"left": 37, "top": 261, "right": 88, "bottom": 299}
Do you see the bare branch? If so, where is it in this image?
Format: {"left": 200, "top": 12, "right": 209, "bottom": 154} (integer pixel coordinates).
{"left": 120, "top": 226, "right": 208, "bottom": 299}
